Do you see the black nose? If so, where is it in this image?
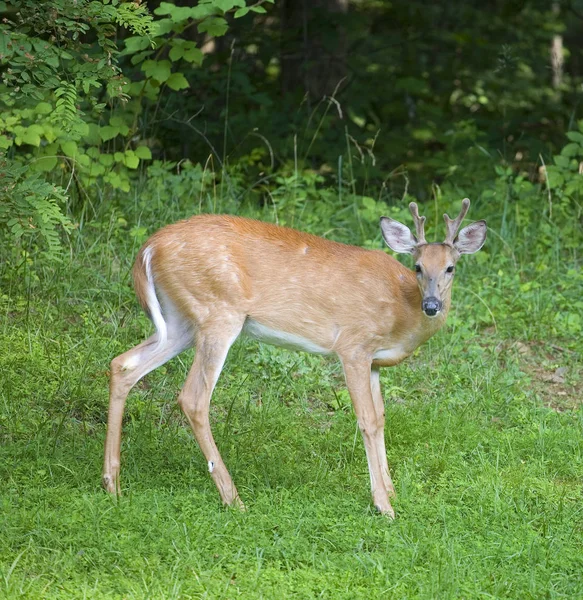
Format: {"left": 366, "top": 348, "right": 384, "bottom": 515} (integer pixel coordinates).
{"left": 422, "top": 297, "right": 442, "bottom": 317}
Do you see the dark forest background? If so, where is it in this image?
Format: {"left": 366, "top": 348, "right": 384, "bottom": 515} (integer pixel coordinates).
{"left": 1, "top": 0, "right": 583, "bottom": 254}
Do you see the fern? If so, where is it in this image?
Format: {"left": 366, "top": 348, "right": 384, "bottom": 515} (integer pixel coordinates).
{"left": 52, "top": 83, "right": 80, "bottom": 130}
{"left": 115, "top": 2, "right": 155, "bottom": 39}
{"left": 0, "top": 164, "right": 73, "bottom": 261}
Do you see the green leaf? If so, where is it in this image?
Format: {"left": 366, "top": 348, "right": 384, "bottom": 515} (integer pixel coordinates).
{"left": 183, "top": 45, "right": 203, "bottom": 65}
{"left": 99, "top": 154, "right": 115, "bottom": 167}
{"left": 545, "top": 167, "right": 564, "bottom": 188}
{"left": 131, "top": 50, "right": 154, "bottom": 66}
{"left": 565, "top": 178, "right": 583, "bottom": 196}
{"left": 61, "top": 141, "right": 78, "bottom": 157}
{"left": 124, "top": 151, "right": 140, "bottom": 169}
{"left": 105, "top": 172, "right": 122, "bottom": 188}
{"left": 122, "top": 36, "right": 151, "bottom": 55}
{"left": 169, "top": 39, "right": 202, "bottom": 64}
{"left": 154, "top": 2, "right": 193, "bottom": 22}
{"left": 22, "top": 127, "right": 41, "bottom": 147}
{"left": 251, "top": 5, "right": 267, "bottom": 13}
{"left": 72, "top": 120, "right": 89, "bottom": 138}
{"left": 166, "top": 72, "right": 189, "bottom": 90}
{"left": 214, "top": 0, "right": 245, "bottom": 12}
{"left": 151, "top": 18, "right": 174, "bottom": 36}
{"left": 234, "top": 7, "right": 250, "bottom": 17}
{"left": 153, "top": 2, "right": 174, "bottom": 15}
{"left": 190, "top": 4, "right": 218, "bottom": 19}
{"left": 553, "top": 155, "right": 570, "bottom": 169}
{"left": 566, "top": 131, "right": 583, "bottom": 144}
{"left": 100, "top": 125, "right": 119, "bottom": 142}
{"left": 40, "top": 124, "right": 56, "bottom": 144}
{"left": 142, "top": 60, "right": 172, "bottom": 83}
{"left": 90, "top": 163, "right": 106, "bottom": 176}
{"left": 134, "top": 146, "right": 152, "bottom": 160}
{"left": 560, "top": 143, "right": 581, "bottom": 158}
{"left": 35, "top": 102, "right": 52, "bottom": 115}
{"left": 198, "top": 17, "right": 229, "bottom": 37}
{"left": 84, "top": 123, "right": 102, "bottom": 145}
{"left": 169, "top": 44, "right": 184, "bottom": 62}
{"left": 110, "top": 117, "right": 129, "bottom": 135}
{"left": 77, "top": 154, "right": 91, "bottom": 168}
{"left": 32, "top": 155, "right": 58, "bottom": 172}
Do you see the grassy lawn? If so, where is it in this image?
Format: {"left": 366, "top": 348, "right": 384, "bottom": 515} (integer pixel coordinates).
{"left": 1, "top": 196, "right": 582, "bottom": 598}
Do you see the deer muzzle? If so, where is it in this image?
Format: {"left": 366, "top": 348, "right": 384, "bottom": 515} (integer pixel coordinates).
{"left": 422, "top": 296, "right": 442, "bottom": 317}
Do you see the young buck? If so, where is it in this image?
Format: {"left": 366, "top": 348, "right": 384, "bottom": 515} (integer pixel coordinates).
{"left": 103, "top": 199, "right": 486, "bottom": 517}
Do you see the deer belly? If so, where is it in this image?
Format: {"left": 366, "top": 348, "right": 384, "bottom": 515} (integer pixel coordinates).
{"left": 243, "top": 319, "right": 330, "bottom": 355}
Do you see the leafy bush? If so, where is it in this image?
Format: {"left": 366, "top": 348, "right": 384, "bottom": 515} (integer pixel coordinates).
{"left": 0, "top": 0, "right": 276, "bottom": 263}
{"left": 0, "top": 0, "right": 155, "bottom": 259}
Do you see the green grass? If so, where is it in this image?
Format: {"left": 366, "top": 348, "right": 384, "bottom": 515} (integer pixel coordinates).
{"left": 1, "top": 187, "right": 582, "bottom": 598}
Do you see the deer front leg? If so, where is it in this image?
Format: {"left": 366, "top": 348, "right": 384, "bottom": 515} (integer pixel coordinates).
{"left": 341, "top": 359, "right": 395, "bottom": 518}
{"left": 370, "top": 366, "right": 395, "bottom": 497}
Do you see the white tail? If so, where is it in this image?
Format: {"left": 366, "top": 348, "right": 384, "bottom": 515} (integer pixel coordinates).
{"left": 141, "top": 246, "right": 167, "bottom": 351}
{"left": 103, "top": 200, "right": 486, "bottom": 517}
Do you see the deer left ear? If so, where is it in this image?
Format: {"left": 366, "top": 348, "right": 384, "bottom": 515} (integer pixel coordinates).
{"left": 454, "top": 220, "right": 487, "bottom": 254}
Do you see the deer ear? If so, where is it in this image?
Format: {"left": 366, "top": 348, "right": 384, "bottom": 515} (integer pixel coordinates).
{"left": 380, "top": 217, "right": 417, "bottom": 254}
{"left": 454, "top": 220, "right": 487, "bottom": 254}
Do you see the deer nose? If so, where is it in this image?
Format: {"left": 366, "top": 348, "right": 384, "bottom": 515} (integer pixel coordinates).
{"left": 422, "top": 297, "right": 442, "bottom": 317}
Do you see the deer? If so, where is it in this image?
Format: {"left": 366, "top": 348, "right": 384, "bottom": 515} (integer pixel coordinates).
{"left": 103, "top": 199, "right": 486, "bottom": 517}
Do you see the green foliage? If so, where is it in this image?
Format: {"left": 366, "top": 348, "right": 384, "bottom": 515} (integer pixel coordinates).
{"left": 0, "top": 0, "right": 278, "bottom": 260}
{"left": 0, "top": 0, "right": 156, "bottom": 254}
{"left": 0, "top": 161, "right": 72, "bottom": 260}
{"left": 544, "top": 120, "right": 583, "bottom": 204}
{"left": 118, "top": 0, "right": 275, "bottom": 133}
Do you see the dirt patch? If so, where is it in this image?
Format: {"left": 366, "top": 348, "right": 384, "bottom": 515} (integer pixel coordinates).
{"left": 505, "top": 340, "right": 581, "bottom": 411}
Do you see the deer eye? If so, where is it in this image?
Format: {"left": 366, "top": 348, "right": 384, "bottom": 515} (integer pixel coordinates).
{"left": 446, "top": 265, "right": 454, "bottom": 273}
{"left": 415, "top": 264, "right": 422, "bottom": 274}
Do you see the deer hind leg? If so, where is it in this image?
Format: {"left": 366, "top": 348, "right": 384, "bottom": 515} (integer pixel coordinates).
{"left": 177, "top": 318, "right": 245, "bottom": 509}
{"left": 103, "top": 330, "right": 193, "bottom": 494}
{"left": 342, "top": 359, "right": 394, "bottom": 518}
{"left": 370, "top": 366, "right": 395, "bottom": 497}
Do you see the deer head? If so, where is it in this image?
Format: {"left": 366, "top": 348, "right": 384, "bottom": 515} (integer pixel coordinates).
{"left": 380, "top": 199, "right": 487, "bottom": 318}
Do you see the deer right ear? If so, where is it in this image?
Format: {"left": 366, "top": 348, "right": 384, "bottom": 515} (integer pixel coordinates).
{"left": 380, "top": 217, "right": 417, "bottom": 254}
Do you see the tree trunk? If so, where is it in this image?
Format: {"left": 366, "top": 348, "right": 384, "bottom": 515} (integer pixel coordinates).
{"left": 280, "top": 0, "right": 349, "bottom": 102}
{"left": 551, "top": 2, "right": 563, "bottom": 89}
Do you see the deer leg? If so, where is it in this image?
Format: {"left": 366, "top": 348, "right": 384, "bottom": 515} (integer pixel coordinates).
{"left": 177, "top": 321, "right": 244, "bottom": 509}
{"left": 370, "top": 366, "right": 395, "bottom": 497}
{"left": 103, "top": 332, "right": 192, "bottom": 494}
{"left": 342, "top": 360, "right": 394, "bottom": 518}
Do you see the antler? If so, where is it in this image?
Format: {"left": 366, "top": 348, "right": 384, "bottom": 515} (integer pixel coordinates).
{"left": 443, "top": 198, "right": 470, "bottom": 245}
{"left": 408, "top": 202, "right": 427, "bottom": 245}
